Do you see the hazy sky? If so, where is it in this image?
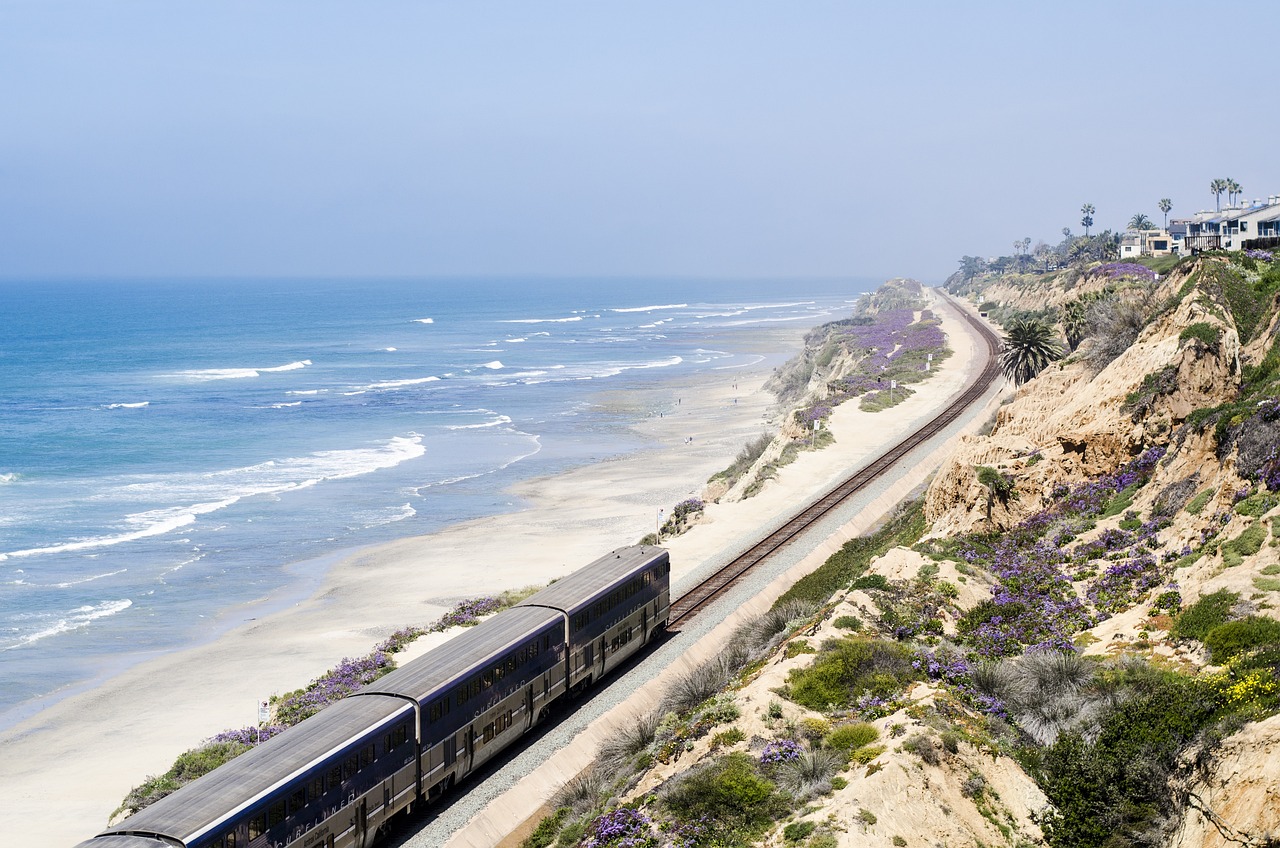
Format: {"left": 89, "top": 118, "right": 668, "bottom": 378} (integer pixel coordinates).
{"left": 3, "top": 1, "right": 1278, "bottom": 282}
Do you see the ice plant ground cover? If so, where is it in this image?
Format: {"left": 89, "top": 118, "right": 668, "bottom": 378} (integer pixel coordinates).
{"left": 118, "top": 595, "right": 510, "bottom": 814}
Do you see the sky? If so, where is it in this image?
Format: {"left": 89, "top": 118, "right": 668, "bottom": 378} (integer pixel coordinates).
{"left": 3, "top": 1, "right": 1278, "bottom": 283}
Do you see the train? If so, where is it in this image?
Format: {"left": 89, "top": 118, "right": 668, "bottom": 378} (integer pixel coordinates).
{"left": 73, "top": 544, "right": 671, "bottom": 848}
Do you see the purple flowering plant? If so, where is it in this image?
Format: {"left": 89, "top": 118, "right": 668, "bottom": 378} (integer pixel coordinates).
{"left": 759, "top": 739, "right": 803, "bottom": 765}
{"left": 584, "top": 808, "right": 659, "bottom": 848}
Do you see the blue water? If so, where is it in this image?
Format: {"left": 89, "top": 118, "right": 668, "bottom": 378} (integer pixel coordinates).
{"left": 0, "top": 276, "right": 870, "bottom": 724}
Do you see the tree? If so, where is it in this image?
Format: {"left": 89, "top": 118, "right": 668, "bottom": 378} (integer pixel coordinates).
{"left": 1081, "top": 203, "right": 1095, "bottom": 236}
{"left": 1062, "top": 299, "right": 1089, "bottom": 351}
{"left": 1000, "top": 318, "right": 1063, "bottom": 386}
{"left": 1158, "top": 198, "right": 1172, "bottom": 229}
{"left": 1128, "top": 214, "right": 1153, "bottom": 231}
{"left": 1211, "top": 178, "right": 1227, "bottom": 212}
{"left": 1226, "top": 178, "right": 1242, "bottom": 207}
{"left": 959, "top": 255, "right": 986, "bottom": 283}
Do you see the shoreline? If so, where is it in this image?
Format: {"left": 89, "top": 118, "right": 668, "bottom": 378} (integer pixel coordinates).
{"left": 0, "top": 318, "right": 812, "bottom": 846}
{"left": 0, "top": 287, "right": 981, "bottom": 847}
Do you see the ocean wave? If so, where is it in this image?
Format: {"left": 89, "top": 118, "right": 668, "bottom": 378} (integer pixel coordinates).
{"left": 410, "top": 432, "right": 541, "bottom": 493}
{"left": 714, "top": 354, "right": 766, "bottom": 369}
{"left": 268, "top": 402, "right": 302, "bottom": 409}
{"left": 360, "top": 503, "right": 416, "bottom": 528}
{"left": 481, "top": 361, "right": 504, "bottom": 370}
{"left": 287, "top": 389, "right": 324, "bottom": 396}
{"left": 106, "top": 402, "right": 149, "bottom": 410}
{"left": 2, "top": 599, "right": 133, "bottom": 651}
{"left": 414, "top": 318, "right": 434, "bottom": 324}
{"left": 505, "top": 337, "right": 527, "bottom": 343}
{"left": 0, "top": 473, "right": 19, "bottom": 485}
{"left": 51, "top": 568, "right": 128, "bottom": 589}
{"left": 610, "top": 303, "right": 688, "bottom": 313}
{"left": 174, "top": 360, "right": 312, "bottom": 381}
{"left": 499, "top": 316, "right": 583, "bottom": 324}
{"left": 383, "top": 347, "right": 397, "bottom": 352}
{"left": 444, "top": 414, "right": 513, "bottom": 430}
{"left": 0, "top": 435, "right": 427, "bottom": 562}
{"left": 365, "top": 376, "right": 441, "bottom": 390}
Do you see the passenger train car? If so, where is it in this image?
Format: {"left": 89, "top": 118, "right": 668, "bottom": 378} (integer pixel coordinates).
{"left": 73, "top": 545, "right": 670, "bottom": 848}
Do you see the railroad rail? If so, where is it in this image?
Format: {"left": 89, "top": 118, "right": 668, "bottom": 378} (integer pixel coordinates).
{"left": 667, "top": 290, "right": 1003, "bottom": 630}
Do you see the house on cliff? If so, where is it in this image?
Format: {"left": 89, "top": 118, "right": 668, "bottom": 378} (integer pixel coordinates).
{"left": 1174, "top": 194, "right": 1280, "bottom": 252}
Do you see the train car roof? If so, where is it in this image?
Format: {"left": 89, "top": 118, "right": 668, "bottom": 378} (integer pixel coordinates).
{"left": 361, "top": 604, "right": 563, "bottom": 703}
{"left": 75, "top": 837, "right": 172, "bottom": 848}
{"left": 100, "top": 694, "right": 410, "bottom": 845}
{"left": 516, "top": 545, "right": 667, "bottom": 614}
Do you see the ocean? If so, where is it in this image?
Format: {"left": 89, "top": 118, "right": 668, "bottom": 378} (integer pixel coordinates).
{"left": 0, "top": 276, "right": 870, "bottom": 726}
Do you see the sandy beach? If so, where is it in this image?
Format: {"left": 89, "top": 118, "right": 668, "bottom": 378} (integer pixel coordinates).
{"left": 0, "top": 288, "right": 983, "bottom": 847}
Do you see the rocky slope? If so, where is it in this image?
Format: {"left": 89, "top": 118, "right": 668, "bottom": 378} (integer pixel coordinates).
{"left": 523, "top": 255, "right": 1280, "bottom": 848}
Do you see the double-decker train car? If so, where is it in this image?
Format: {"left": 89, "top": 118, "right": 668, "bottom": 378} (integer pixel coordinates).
{"left": 73, "top": 545, "right": 670, "bottom": 848}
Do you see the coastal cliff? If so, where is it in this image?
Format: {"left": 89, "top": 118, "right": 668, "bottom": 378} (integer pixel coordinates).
{"left": 522, "top": 254, "right": 1280, "bottom": 848}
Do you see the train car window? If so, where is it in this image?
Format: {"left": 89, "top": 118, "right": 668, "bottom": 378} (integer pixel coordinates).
{"left": 248, "top": 814, "right": 265, "bottom": 840}
{"left": 643, "top": 572, "right": 651, "bottom": 586}
{"left": 219, "top": 830, "right": 237, "bottom": 848}
{"left": 289, "top": 788, "right": 306, "bottom": 813}
{"left": 482, "top": 670, "right": 492, "bottom": 689}
{"left": 482, "top": 722, "right": 494, "bottom": 743}
{"left": 268, "top": 801, "right": 285, "bottom": 827}
{"left": 456, "top": 686, "right": 467, "bottom": 707}
{"left": 327, "top": 764, "right": 342, "bottom": 787}
{"left": 494, "top": 664, "right": 504, "bottom": 681}
{"left": 393, "top": 724, "right": 409, "bottom": 747}
{"left": 429, "top": 702, "right": 440, "bottom": 721}
{"left": 311, "top": 776, "right": 324, "bottom": 799}
{"left": 361, "top": 743, "right": 375, "bottom": 768}
{"left": 506, "top": 656, "right": 516, "bottom": 672}
{"left": 343, "top": 754, "right": 358, "bottom": 779}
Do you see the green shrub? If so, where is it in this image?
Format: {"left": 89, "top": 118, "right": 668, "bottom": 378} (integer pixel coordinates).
{"left": 1038, "top": 669, "right": 1227, "bottom": 848}
{"left": 1203, "top": 616, "right": 1280, "bottom": 664}
{"left": 1224, "top": 522, "right": 1268, "bottom": 560}
{"left": 1102, "top": 483, "right": 1139, "bottom": 518}
{"left": 660, "top": 752, "right": 787, "bottom": 836}
{"left": 1186, "top": 488, "right": 1215, "bottom": 515}
{"left": 783, "top": 821, "right": 816, "bottom": 842}
{"left": 1179, "top": 322, "right": 1221, "bottom": 350}
{"left": 1172, "top": 590, "right": 1239, "bottom": 641}
{"left": 833, "top": 615, "right": 862, "bottom": 631}
{"left": 1254, "top": 577, "right": 1280, "bottom": 593}
{"left": 850, "top": 574, "right": 891, "bottom": 592}
{"left": 711, "top": 727, "right": 747, "bottom": 748}
{"left": 521, "top": 808, "right": 569, "bottom": 848}
{"left": 773, "top": 500, "right": 925, "bottom": 610}
{"left": 786, "top": 639, "right": 817, "bottom": 658}
{"left": 823, "top": 722, "right": 879, "bottom": 752}
{"left": 1234, "top": 491, "right": 1280, "bottom": 517}
{"left": 857, "top": 808, "right": 878, "bottom": 825}
{"left": 784, "top": 638, "right": 919, "bottom": 710}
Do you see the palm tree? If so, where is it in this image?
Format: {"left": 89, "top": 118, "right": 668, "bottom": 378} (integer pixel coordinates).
{"left": 1062, "top": 299, "right": 1089, "bottom": 351}
{"left": 1158, "top": 198, "right": 1172, "bottom": 229}
{"left": 1128, "top": 214, "right": 1153, "bottom": 231}
{"left": 1000, "top": 318, "right": 1063, "bottom": 386}
{"left": 1211, "top": 179, "right": 1227, "bottom": 211}
{"left": 1081, "top": 203, "right": 1096, "bottom": 236}
{"left": 1226, "top": 178, "right": 1242, "bottom": 207}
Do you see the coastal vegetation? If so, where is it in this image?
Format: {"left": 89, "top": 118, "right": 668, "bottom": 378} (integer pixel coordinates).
{"left": 114, "top": 589, "right": 540, "bottom": 818}
{"left": 523, "top": 243, "right": 1280, "bottom": 846}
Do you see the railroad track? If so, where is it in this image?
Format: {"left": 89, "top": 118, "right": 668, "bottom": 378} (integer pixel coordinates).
{"left": 667, "top": 291, "right": 1003, "bottom": 630}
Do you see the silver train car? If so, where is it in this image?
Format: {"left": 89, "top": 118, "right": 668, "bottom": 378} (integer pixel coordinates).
{"left": 73, "top": 545, "right": 671, "bottom": 848}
